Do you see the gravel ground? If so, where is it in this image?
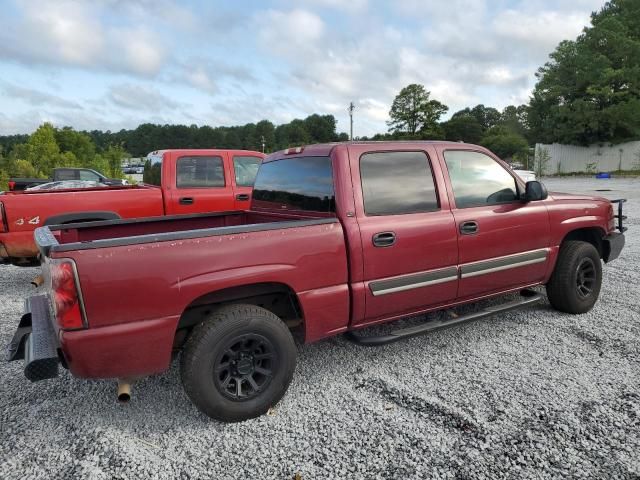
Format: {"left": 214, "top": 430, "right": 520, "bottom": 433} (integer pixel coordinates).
{"left": 1, "top": 177, "right": 639, "bottom": 479}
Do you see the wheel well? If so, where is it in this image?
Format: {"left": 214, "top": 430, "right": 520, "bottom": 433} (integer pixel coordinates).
{"left": 562, "top": 227, "right": 605, "bottom": 258}
{"left": 173, "top": 283, "right": 304, "bottom": 349}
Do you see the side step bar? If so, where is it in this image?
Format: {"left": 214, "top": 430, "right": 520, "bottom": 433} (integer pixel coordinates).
{"left": 344, "top": 290, "right": 543, "bottom": 346}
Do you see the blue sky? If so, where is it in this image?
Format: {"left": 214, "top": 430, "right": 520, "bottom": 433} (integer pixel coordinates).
{"left": 0, "top": 0, "right": 605, "bottom": 137}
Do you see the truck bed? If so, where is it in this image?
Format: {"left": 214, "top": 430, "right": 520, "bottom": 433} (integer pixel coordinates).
{"left": 39, "top": 210, "right": 334, "bottom": 254}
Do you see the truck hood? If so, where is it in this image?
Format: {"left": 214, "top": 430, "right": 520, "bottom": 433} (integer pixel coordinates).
{"left": 548, "top": 192, "right": 610, "bottom": 203}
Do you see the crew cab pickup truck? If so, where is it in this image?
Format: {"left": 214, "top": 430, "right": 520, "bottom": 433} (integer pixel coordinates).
{"left": 8, "top": 141, "right": 626, "bottom": 422}
{"left": 8, "top": 167, "right": 127, "bottom": 191}
{"left": 0, "top": 149, "right": 263, "bottom": 264}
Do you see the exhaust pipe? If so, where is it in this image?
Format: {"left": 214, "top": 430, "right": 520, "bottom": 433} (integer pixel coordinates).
{"left": 31, "top": 274, "right": 44, "bottom": 288}
{"left": 117, "top": 379, "right": 132, "bottom": 403}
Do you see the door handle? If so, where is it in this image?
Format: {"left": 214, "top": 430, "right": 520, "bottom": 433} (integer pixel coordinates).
{"left": 460, "top": 221, "right": 478, "bottom": 235}
{"left": 235, "top": 194, "right": 250, "bottom": 201}
{"left": 372, "top": 231, "right": 396, "bottom": 247}
{"left": 179, "top": 197, "right": 194, "bottom": 205}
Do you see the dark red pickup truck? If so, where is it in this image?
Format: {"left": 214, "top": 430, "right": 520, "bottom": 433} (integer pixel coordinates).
{"left": 8, "top": 141, "right": 626, "bottom": 422}
{"left": 0, "top": 149, "right": 263, "bottom": 264}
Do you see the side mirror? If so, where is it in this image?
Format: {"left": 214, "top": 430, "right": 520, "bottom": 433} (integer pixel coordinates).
{"left": 523, "top": 181, "right": 548, "bottom": 202}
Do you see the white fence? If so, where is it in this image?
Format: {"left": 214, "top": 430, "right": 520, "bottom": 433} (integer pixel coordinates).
{"left": 534, "top": 141, "right": 640, "bottom": 174}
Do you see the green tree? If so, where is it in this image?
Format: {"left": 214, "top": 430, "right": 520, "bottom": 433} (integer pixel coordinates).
{"left": 102, "top": 144, "right": 128, "bottom": 178}
{"left": 55, "top": 127, "right": 96, "bottom": 166}
{"left": 452, "top": 105, "right": 501, "bottom": 131}
{"left": 528, "top": 0, "right": 640, "bottom": 145}
{"left": 11, "top": 123, "right": 61, "bottom": 175}
{"left": 387, "top": 84, "right": 448, "bottom": 135}
{"left": 480, "top": 126, "right": 529, "bottom": 160}
{"left": 442, "top": 115, "right": 484, "bottom": 143}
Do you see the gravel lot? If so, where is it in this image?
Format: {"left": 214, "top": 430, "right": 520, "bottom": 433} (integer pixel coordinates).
{"left": 1, "top": 177, "right": 638, "bottom": 479}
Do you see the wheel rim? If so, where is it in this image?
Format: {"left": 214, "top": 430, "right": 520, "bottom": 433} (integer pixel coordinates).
{"left": 213, "top": 333, "right": 276, "bottom": 401}
{"left": 575, "top": 257, "right": 597, "bottom": 299}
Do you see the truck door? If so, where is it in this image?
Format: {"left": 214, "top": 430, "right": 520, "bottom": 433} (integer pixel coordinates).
{"left": 349, "top": 145, "right": 459, "bottom": 325}
{"left": 166, "top": 153, "right": 236, "bottom": 215}
{"left": 437, "top": 147, "right": 551, "bottom": 299}
{"left": 231, "top": 155, "right": 262, "bottom": 210}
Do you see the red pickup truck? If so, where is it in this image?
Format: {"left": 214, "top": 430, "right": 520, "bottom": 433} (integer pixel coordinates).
{"left": 8, "top": 141, "right": 626, "bottom": 422}
{"left": 0, "top": 149, "right": 264, "bottom": 265}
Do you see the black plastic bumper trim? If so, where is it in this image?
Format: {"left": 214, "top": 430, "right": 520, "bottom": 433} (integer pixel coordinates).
{"left": 7, "top": 295, "right": 60, "bottom": 381}
{"left": 603, "top": 232, "right": 625, "bottom": 263}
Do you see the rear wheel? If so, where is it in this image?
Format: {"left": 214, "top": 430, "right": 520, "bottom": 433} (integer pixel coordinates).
{"left": 546, "top": 241, "right": 602, "bottom": 314}
{"left": 180, "top": 304, "right": 297, "bottom": 422}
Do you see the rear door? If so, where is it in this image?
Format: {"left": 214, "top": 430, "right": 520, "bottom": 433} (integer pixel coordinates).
{"left": 166, "top": 152, "right": 236, "bottom": 214}
{"left": 437, "top": 147, "right": 551, "bottom": 299}
{"left": 348, "top": 145, "right": 459, "bottom": 325}
{"left": 231, "top": 155, "right": 262, "bottom": 210}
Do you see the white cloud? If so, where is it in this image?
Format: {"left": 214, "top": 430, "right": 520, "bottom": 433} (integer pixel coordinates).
{"left": 2, "top": 84, "right": 82, "bottom": 110}
{"left": 108, "top": 84, "right": 182, "bottom": 111}
{"left": 0, "top": 0, "right": 167, "bottom": 76}
{"left": 257, "top": 9, "right": 325, "bottom": 56}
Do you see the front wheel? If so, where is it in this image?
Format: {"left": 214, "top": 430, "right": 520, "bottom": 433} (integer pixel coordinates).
{"left": 180, "top": 304, "right": 297, "bottom": 422}
{"left": 546, "top": 241, "right": 602, "bottom": 314}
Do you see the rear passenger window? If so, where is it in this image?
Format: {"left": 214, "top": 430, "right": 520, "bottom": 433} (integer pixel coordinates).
{"left": 444, "top": 150, "right": 518, "bottom": 208}
{"left": 360, "top": 151, "right": 439, "bottom": 215}
{"left": 233, "top": 156, "right": 261, "bottom": 186}
{"left": 176, "top": 156, "right": 225, "bottom": 188}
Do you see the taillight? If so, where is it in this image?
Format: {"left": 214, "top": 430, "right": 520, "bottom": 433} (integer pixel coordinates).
{"left": 49, "top": 259, "right": 85, "bottom": 330}
{"left": 8, "top": 181, "right": 16, "bottom": 191}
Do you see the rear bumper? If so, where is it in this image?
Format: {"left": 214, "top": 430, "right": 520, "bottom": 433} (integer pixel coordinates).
{"left": 8, "top": 295, "right": 178, "bottom": 380}
{"left": 603, "top": 232, "right": 625, "bottom": 263}
{"left": 6, "top": 295, "right": 60, "bottom": 381}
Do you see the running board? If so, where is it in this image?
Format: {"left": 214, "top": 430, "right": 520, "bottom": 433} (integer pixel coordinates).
{"left": 344, "top": 290, "right": 543, "bottom": 346}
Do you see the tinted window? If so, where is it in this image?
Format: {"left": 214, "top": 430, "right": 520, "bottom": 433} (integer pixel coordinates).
{"left": 252, "top": 157, "right": 335, "bottom": 213}
{"left": 233, "top": 156, "right": 261, "bottom": 186}
{"left": 55, "top": 169, "right": 76, "bottom": 181}
{"left": 444, "top": 150, "right": 518, "bottom": 208}
{"left": 176, "top": 156, "right": 224, "bottom": 188}
{"left": 360, "top": 151, "right": 439, "bottom": 215}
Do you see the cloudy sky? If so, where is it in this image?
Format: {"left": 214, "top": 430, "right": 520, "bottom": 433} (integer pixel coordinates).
{"left": 0, "top": 0, "right": 605, "bottom": 137}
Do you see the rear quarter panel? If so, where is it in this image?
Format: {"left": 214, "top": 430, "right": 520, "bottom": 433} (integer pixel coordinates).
{"left": 58, "top": 220, "right": 349, "bottom": 343}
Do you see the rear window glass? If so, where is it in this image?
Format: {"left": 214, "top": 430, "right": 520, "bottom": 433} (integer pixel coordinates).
{"left": 252, "top": 157, "right": 335, "bottom": 213}
{"left": 176, "top": 156, "right": 225, "bottom": 188}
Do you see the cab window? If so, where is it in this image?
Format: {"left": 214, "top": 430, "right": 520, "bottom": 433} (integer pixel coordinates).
{"left": 176, "top": 156, "right": 225, "bottom": 188}
{"left": 444, "top": 150, "right": 518, "bottom": 208}
{"left": 360, "top": 151, "right": 439, "bottom": 215}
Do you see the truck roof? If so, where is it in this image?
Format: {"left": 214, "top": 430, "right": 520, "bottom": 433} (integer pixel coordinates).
{"left": 264, "top": 140, "right": 479, "bottom": 162}
{"left": 148, "top": 149, "right": 265, "bottom": 156}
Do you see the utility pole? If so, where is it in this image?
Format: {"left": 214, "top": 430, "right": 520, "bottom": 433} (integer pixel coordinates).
{"left": 348, "top": 101, "right": 355, "bottom": 140}
{"left": 261, "top": 135, "right": 265, "bottom": 153}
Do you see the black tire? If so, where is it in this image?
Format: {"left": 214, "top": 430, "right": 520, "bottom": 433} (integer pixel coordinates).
{"left": 546, "top": 240, "right": 602, "bottom": 314}
{"left": 180, "top": 304, "right": 296, "bottom": 422}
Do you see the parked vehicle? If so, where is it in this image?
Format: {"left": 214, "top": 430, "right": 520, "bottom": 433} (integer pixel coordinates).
{"left": 0, "top": 149, "right": 263, "bottom": 264}
{"left": 8, "top": 141, "right": 626, "bottom": 422}
{"left": 8, "top": 168, "right": 127, "bottom": 191}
